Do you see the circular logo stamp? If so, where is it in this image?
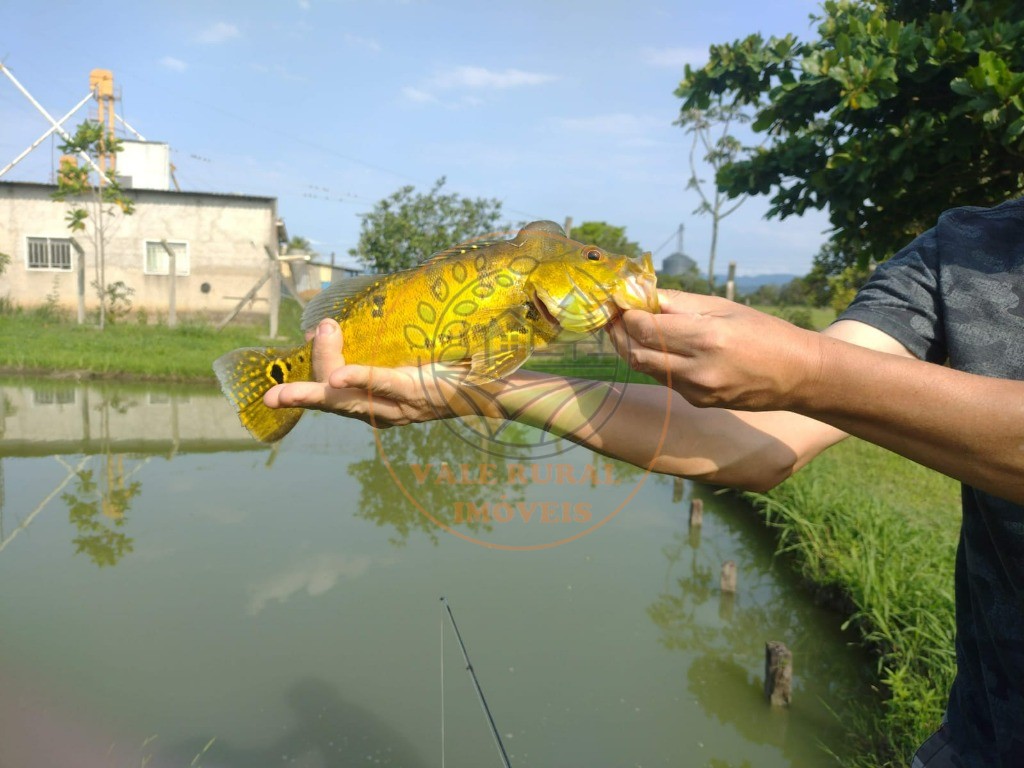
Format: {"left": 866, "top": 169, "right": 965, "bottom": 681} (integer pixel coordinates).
{"left": 366, "top": 228, "right": 673, "bottom": 550}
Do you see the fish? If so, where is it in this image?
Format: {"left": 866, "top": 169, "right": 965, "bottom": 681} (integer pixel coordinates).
{"left": 213, "top": 220, "right": 660, "bottom": 442}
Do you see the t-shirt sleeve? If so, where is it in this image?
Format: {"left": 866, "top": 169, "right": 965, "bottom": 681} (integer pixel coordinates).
{"left": 837, "top": 227, "right": 947, "bottom": 363}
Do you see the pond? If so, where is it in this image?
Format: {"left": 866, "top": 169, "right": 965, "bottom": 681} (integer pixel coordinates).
{"left": 0, "top": 376, "right": 876, "bottom": 767}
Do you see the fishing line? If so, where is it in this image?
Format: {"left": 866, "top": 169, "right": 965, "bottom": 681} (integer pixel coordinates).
{"left": 439, "top": 596, "right": 512, "bottom": 768}
{"left": 441, "top": 607, "right": 446, "bottom": 768}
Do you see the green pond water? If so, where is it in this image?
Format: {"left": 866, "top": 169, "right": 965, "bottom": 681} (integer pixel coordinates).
{"left": 0, "top": 377, "right": 876, "bottom": 767}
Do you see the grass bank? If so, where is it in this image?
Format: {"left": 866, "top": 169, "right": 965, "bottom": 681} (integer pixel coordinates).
{"left": 747, "top": 438, "right": 959, "bottom": 766}
{"left": 0, "top": 302, "right": 304, "bottom": 381}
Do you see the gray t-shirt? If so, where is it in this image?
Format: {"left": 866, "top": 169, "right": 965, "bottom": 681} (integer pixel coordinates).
{"left": 840, "top": 198, "right": 1024, "bottom": 767}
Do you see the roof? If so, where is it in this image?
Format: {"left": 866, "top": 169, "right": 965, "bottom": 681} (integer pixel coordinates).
{"left": 0, "top": 179, "right": 276, "bottom": 204}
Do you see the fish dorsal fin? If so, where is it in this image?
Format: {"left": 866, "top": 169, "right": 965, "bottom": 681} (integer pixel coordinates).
{"left": 516, "top": 220, "right": 566, "bottom": 240}
{"left": 423, "top": 237, "right": 506, "bottom": 264}
{"left": 300, "top": 274, "right": 385, "bottom": 333}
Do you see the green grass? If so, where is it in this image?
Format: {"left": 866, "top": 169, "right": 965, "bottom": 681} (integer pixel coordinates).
{"left": 750, "top": 303, "right": 837, "bottom": 331}
{"left": 0, "top": 301, "right": 305, "bottom": 381}
{"left": 747, "top": 438, "right": 960, "bottom": 766}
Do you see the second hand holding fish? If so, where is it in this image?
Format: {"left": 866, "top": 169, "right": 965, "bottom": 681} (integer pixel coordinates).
{"left": 263, "top": 317, "right": 505, "bottom": 427}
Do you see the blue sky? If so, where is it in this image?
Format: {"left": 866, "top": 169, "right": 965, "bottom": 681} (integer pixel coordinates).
{"left": 1, "top": 0, "right": 829, "bottom": 275}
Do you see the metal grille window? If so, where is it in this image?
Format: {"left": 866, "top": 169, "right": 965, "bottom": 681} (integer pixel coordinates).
{"left": 144, "top": 241, "right": 189, "bottom": 276}
{"left": 26, "top": 237, "right": 72, "bottom": 271}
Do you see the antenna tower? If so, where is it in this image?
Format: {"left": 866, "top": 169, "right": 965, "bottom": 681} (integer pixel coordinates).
{"left": 89, "top": 68, "right": 116, "bottom": 176}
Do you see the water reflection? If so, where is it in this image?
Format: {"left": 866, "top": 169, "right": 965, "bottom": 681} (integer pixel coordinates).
{"left": 349, "top": 419, "right": 646, "bottom": 546}
{"left": 0, "top": 379, "right": 263, "bottom": 457}
{"left": 648, "top": 484, "right": 875, "bottom": 764}
{"left": 163, "top": 679, "right": 428, "bottom": 768}
{"left": 348, "top": 421, "right": 528, "bottom": 545}
{"left": 0, "top": 379, "right": 264, "bottom": 565}
{"left": 0, "top": 377, "right": 877, "bottom": 767}
{"left": 62, "top": 459, "right": 139, "bottom": 567}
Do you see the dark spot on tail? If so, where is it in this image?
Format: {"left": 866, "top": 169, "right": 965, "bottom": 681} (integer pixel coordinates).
{"left": 269, "top": 361, "right": 285, "bottom": 385}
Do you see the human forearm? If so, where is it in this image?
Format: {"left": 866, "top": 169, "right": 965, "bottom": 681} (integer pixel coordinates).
{"left": 492, "top": 371, "right": 839, "bottom": 491}
{"left": 793, "top": 336, "right": 1024, "bottom": 503}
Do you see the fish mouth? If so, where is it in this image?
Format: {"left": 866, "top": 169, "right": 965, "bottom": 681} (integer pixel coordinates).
{"left": 533, "top": 280, "right": 614, "bottom": 334}
{"left": 613, "top": 252, "right": 660, "bottom": 313}
{"left": 531, "top": 291, "right": 562, "bottom": 330}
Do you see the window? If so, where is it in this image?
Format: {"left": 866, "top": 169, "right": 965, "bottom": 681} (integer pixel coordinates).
{"left": 26, "top": 237, "right": 72, "bottom": 271}
{"left": 144, "top": 240, "right": 189, "bottom": 276}
{"left": 33, "top": 387, "right": 76, "bottom": 405}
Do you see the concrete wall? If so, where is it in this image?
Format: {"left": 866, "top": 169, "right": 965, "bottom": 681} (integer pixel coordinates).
{"left": 0, "top": 181, "right": 279, "bottom": 319}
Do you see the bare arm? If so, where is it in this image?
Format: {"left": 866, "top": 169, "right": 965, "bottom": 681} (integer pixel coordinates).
{"left": 265, "top": 311, "right": 911, "bottom": 493}
{"left": 619, "top": 292, "right": 1024, "bottom": 504}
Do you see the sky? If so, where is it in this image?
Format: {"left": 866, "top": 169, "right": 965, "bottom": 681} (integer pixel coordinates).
{"left": 0, "top": 0, "right": 830, "bottom": 276}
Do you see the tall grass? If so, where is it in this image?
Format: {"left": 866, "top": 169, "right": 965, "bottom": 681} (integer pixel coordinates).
{"left": 747, "top": 437, "right": 960, "bottom": 766}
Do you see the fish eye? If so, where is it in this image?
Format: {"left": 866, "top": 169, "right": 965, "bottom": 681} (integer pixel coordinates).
{"left": 585, "top": 248, "right": 602, "bottom": 261}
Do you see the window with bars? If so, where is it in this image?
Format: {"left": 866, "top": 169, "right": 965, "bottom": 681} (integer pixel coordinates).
{"left": 144, "top": 241, "right": 189, "bottom": 276}
{"left": 26, "top": 237, "right": 73, "bottom": 271}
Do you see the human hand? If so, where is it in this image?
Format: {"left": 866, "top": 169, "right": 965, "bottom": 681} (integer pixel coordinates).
{"left": 607, "top": 290, "right": 823, "bottom": 411}
{"left": 263, "top": 319, "right": 502, "bottom": 427}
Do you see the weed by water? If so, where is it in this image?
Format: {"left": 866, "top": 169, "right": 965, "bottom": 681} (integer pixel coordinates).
{"left": 747, "top": 438, "right": 959, "bottom": 766}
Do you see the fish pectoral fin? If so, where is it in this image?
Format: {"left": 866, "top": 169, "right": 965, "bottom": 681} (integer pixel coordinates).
{"left": 466, "top": 344, "right": 532, "bottom": 386}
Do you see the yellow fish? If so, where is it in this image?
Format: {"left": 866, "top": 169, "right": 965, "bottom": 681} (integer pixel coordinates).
{"left": 213, "top": 220, "right": 659, "bottom": 442}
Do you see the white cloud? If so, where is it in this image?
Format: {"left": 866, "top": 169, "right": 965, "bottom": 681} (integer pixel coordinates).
{"left": 401, "top": 86, "right": 436, "bottom": 104}
{"left": 247, "top": 554, "right": 374, "bottom": 616}
{"left": 403, "top": 65, "right": 556, "bottom": 106}
{"left": 344, "top": 32, "right": 381, "bottom": 53}
{"left": 298, "top": 0, "right": 310, "bottom": 8}
{"left": 431, "top": 66, "right": 555, "bottom": 90}
{"left": 641, "top": 46, "right": 707, "bottom": 69}
{"left": 160, "top": 56, "right": 187, "bottom": 72}
{"left": 555, "top": 113, "right": 658, "bottom": 136}
{"left": 195, "top": 21, "right": 240, "bottom": 44}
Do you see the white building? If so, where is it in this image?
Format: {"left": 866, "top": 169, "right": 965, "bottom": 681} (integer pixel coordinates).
{"left": 0, "top": 179, "right": 286, "bottom": 324}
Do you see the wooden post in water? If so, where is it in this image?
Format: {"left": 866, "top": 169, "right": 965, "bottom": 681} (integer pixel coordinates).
{"left": 720, "top": 560, "right": 737, "bottom": 593}
{"left": 765, "top": 641, "right": 793, "bottom": 706}
{"left": 689, "top": 498, "right": 704, "bottom": 528}
{"left": 672, "top": 477, "right": 684, "bottom": 503}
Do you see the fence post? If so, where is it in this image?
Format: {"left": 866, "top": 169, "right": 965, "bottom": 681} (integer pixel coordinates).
{"left": 765, "top": 641, "right": 792, "bottom": 706}
{"left": 689, "top": 498, "right": 704, "bottom": 528}
{"left": 720, "top": 560, "right": 737, "bottom": 593}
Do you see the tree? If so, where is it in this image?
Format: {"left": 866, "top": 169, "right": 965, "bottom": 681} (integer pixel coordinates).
{"left": 657, "top": 268, "right": 713, "bottom": 295}
{"left": 568, "top": 221, "right": 643, "bottom": 257}
{"left": 52, "top": 121, "right": 135, "bottom": 329}
{"left": 677, "top": 99, "right": 752, "bottom": 290}
{"left": 0, "top": 250, "right": 9, "bottom": 276}
{"left": 349, "top": 177, "right": 504, "bottom": 273}
{"left": 61, "top": 464, "right": 138, "bottom": 568}
{"left": 677, "top": 0, "right": 1024, "bottom": 266}
{"left": 286, "top": 235, "right": 317, "bottom": 256}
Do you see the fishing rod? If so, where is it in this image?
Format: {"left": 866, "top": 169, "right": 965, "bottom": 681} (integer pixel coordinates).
{"left": 440, "top": 596, "right": 512, "bottom": 768}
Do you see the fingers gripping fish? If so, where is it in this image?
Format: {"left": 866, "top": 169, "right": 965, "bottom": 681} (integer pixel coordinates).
{"left": 213, "top": 220, "right": 660, "bottom": 442}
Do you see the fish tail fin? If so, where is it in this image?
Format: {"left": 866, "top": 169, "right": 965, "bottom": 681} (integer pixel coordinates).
{"left": 213, "top": 343, "right": 313, "bottom": 442}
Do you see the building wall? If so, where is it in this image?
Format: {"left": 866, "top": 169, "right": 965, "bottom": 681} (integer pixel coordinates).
{"left": 0, "top": 182, "right": 279, "bottom": 319}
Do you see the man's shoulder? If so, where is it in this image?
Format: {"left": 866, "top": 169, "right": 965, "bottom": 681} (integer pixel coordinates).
{"left": 936, "top": 198, "right": 1024, "bottom": 243}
